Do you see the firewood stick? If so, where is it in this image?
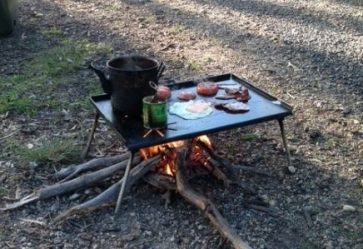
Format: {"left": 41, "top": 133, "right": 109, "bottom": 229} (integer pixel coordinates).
{"left": 1, "top": 156, "right": 141, "bottom": 211}
{"left": 245, "top": 204, "right": 279, "bottom": 218}
{"left": 53, "top": 155, "right": 160, "bottom": 222}
{"left": 303, "top": 208, "right": 313, "bottom": 227}
{"left": 55, "top": 153, "right": 134, "bottom": 181}
{"left": 198, "top": 145, "right": 256, "bottom": 194}
{"left": 205, "top": 158, "right": 256, "bottom": 194}
{"left": 203, "top": 159, "right": 231, "bottom": 187}
{"left": 161, "top": 190, "right": 172, "bottom": 208}
{"left": 175, "top": 147, "right": 252, "bottom": 249}
{"left": 232, "top": 164, "right": 271, "bottom": 177}
{"left": 195, "top": 140, "right": 236, "bottom": 179}
{"left": 197, "top": 140, "right": 270, "bottom": 177}
{"left": 143, "top": 173, "right": 176, "bottom": 190}
{"left": 115, "top": 151, "right": 134, "bottom": 214}
{"left": 81, "top": 111, "right": 100, "bottom": 159}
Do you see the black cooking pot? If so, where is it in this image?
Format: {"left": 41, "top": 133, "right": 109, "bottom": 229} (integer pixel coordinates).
{"left": 89, "top": 55, "right": 165, "bottom": 116}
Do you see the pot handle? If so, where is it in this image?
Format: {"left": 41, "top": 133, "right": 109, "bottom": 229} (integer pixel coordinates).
{"left": 157, "top": 62, "right": 166, "bottom": 81}
{"left": 88, "top": 62, "right": 112, "bottom": 94}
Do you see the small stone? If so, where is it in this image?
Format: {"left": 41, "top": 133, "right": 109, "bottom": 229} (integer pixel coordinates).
{"left": 84, "top": 189, "right": 92, "bottom": 195}
{"left": 309, "top": 129, "right": 323, "bottom": 140}
{"left": 197, "top": 225, "right": 204, "bottom": 230}
{"left": 144, "top": 230, "right": 152, "bottom": 236}
{"left": 325, "top": 240, "right": 334, "bottom": 249}
{"left": 94, "top": 187, "right": 102, "bottom": 194}
{"left": 315, "top": 102, "right": 322, "bottom": 108}
{"left": 269, "top": 199, "right": 276, "bottom": 207}
{"left": 277, "top": 171, "right": 285, "bottom": 179}
{"left": 288, "top": 166, "right": 297, "bottom": 174}
{"left": 130, "top": 212, "right": 136, "bottom": 217}
{"left": 69, "top": 193, "right": 81, "bottom": 200}
{"left": 34, "top": 12, "right": 44, "bottom": 17}
{"left": 342, "top": 205, "right": 356, "bottom": 212}
{"left": 260, "top": 195, "right": 269, "bottom": 202}
{"left": 29, "top": 161, "right": 38, "bottom": 167}
{"left": 342, "top": 108, "right": 351, "bottom": 115}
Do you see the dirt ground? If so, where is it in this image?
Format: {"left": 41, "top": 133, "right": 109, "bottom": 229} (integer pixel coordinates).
{"left": 0, "top": 0, "right": 362, "bottom": 248}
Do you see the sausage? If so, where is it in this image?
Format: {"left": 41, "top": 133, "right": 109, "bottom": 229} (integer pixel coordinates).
{"left": 196, "top": 82, "right": 219, "bottom": 97}
{"left": 225, "top": 87, "right": 250, "bottom": 102}
{"left": 177, "top": 91, "right": 197, "bottom": 101}
{"left": 214, "top": 101, "right": 250, "bottom": 113}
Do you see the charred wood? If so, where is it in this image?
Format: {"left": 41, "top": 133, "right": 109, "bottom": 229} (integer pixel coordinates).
{"left": 203, "top": 158, "right": 232, "bottom": 187}
{"left": 143, "top": 173, "right": 176, "bottom": 190}
{"left": 197, "top": 140, "right": 270, "bottom": 177}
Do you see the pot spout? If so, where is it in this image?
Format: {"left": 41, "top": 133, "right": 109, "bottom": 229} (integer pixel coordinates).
{"left": 89, "top": 63, "right": 112, "bottom": 94}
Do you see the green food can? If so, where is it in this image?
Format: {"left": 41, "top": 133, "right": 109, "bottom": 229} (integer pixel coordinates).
{"left": 143, "top": 96, "right": 167, "bottom": 129}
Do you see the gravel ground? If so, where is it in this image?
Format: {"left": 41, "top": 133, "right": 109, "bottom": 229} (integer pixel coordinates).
{"left": 0, "top": 0, "right": 362, "bottom": 248}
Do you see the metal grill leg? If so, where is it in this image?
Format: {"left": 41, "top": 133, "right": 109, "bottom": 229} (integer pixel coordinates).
{"left": 278, "top": 119, "right": 292, "bottom": 166}
{"left": 115, "top": 151, "right": 133, "bottom": 214}
{"left": 81, "top": 112, "right": 100, "bottom": 159}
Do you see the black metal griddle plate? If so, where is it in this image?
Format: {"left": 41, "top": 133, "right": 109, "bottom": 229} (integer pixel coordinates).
{"left": 91, "top": 74, "right": 293, "bottom": 152}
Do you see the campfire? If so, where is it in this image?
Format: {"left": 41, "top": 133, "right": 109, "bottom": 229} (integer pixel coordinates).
{"left": 140, "top": 135, "right": 212, "bottom": 177}
{"left": 1, "top": 135, "right": 273, "bottom": 249}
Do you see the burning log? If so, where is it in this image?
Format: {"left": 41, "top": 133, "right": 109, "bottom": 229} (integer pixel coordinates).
{"left": 175, "top": 146, "right": 252, "bottom": 249}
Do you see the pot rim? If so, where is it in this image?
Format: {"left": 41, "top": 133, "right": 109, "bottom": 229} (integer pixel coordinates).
{"left": 107, "top": 55, "right": 159, "bottom": 72}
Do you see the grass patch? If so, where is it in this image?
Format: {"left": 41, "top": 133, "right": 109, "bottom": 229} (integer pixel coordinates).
{"left": 289, "top": 136, "right": 301, "bottom": 144}
{"left": 345, "top": 230, "right": 362, "bottom": 241}
{"left": 106, "top": 3, "right": 122, "bottom": 11}
{"left": 239, "top": 133, "right": 260, "bottom": 142}
{"left": 18, "top": 138, "right": 81, "bottom": 165}
{"left": 189, "top": 60, "right": 203, "bottom": 72}
{"left": 298, "top": 243, "right": 321, "bottom": 249}
{"left": 166, "top": 25, "right": 185, "bottom": 35}
{"left": 0, "top": 38, "right": 111, "bottom": 116}
{"left": 66, "top": 79, "right": 102, "bottom": 112}
{"left": 30, "top": 39, "right": 110, "bottom": 78}
{"left": 42, "top": 26, "right": 63, "bottom": 37}
{"left": 323, "top": 139, "right": 337, "bottom": 150}
{"left": 0, "top": 187, "right": 9, "bottom": 198}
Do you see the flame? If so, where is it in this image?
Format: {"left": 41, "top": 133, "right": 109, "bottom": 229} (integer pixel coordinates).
{"left": 140, "top": 141, "right": 184, "bottom": 160}
{"left": 165, "top": 163, "right": 173, "bottom": 176}
{"left": 140, "top": 136, "right": 212, "bottom": 176}
{"left": 196, "top": 135, "right": 213, "bottom": 149}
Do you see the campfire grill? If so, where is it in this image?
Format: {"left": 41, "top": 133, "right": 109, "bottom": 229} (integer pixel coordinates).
{"left": 82, "top": 73, "right": 293, "bottom": 213}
